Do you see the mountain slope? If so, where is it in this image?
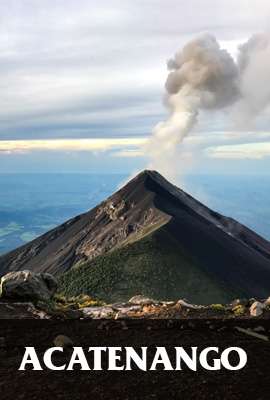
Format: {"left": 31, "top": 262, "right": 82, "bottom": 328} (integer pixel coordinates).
{"left": 59, "top": 226, "right": 238, "bottom": 304}
{"left": 0, "top": 170, "right": 170, "bottom": 275}
{"left": 1, "top": 170, "right": 270, "bottom": 302}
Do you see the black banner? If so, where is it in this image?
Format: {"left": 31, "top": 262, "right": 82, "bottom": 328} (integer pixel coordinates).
{"left": 0, "top": 319, "right": 269, "bottom": 399}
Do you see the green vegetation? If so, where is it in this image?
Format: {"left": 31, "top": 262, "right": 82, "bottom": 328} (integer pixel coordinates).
{"left": 232, "top": 304, "right": 246, "bottom": 316}
{"left": 210, "top": 304, "right": 226, "bottom": 312}
{"left": 37, "top": 293, "right": 103, "bottom": 313}
{"left": 59, "top": 227, "right": 235, "bottom": 304}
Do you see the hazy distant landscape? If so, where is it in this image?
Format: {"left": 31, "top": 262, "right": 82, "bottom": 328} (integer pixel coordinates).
{"left": 0, "top": 173, "right": 269, "bottom": 256}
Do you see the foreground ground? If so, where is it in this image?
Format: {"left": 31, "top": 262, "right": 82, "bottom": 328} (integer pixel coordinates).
{"left": 0, "top": 297, "right": 270, "bottom": 399}
{"left": 0, "top": 318, "right": 270, "bottom": 400}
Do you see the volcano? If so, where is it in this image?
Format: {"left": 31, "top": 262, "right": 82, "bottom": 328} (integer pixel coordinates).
{"left": 1, "top": 170, "right": 270, "bottom": 303}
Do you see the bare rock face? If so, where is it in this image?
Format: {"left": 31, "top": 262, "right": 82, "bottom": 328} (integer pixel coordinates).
{"left": 103, "top": 200, "right": 130, "bottom": 221}
{"left": 0, "top": 270, "right": 57, "bottom": 302}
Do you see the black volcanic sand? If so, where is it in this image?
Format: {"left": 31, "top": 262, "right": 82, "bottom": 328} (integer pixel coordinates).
{"left": 0, "top": 319, "right": 270, "bottom": 399}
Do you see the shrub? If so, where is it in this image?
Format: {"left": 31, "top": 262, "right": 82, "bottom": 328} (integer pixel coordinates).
{"left": 232, "top": 304, "right": 246, "bottom": 316}
{"left": 211, "top": 304, "right": 225, "bottom": 312}
{"left": 36, "top": 293, "right": 104, "bottom": 313}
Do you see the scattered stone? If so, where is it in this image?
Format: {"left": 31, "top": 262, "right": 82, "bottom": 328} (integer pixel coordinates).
{"left": 249, "top": 301, "right": 265, "bottom": 317}
{"left": 264, "top": 297, "right": 270, "bottom": 307}
{"left": 248, "top": 298, "right": 257, "bottom": 306}
{"left": 1, "top": 292, "right": 270, "bottom": 320}
{"left": 5, "top": 304, "right": 15, "bottom": 310}
{"left": 128, "top": 295, "right": 157, "bottom": 306}
{"left": 161, "top": 301, "right": 176, "bottom": 306}
{"left": 0, "top": 301, "right": 51, "bottom": 319}
{"left": 142, "top": 305, "right": 154, "bottom": 313}
{"left": 82, "top": 306, "right": 115, "bottom": 319}
{"left": 53, "top": 335, "right": 73, "bottom": 348}
{"left": 0, "top": 270, "right": 57, "bottom": 302}
{"left": 114, "top": 311, "right": 129, "bottom": 319}
{"left": 177, "top": 300, "right": 202, "bottom": 309}
{"left": 30, "top": 306, "right": 50, "bottom": 319}
{"left": 253, "top": 326, "right": 265, "bottom": 333}
{"left": 111, "top": 303, "right": 142, "bottom": 313}
{"left": 235, "top": 326, "right": 269, "bottom": 341}
{"left": 218, "top": 327, "right": 226, "bottom": 332}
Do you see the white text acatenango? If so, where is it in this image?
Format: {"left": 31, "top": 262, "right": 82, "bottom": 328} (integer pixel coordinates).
{"left": 19, "top": 346, "right": 247, "bottom": 371}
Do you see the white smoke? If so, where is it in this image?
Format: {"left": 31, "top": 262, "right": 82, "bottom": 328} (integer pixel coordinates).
{"left": 147, "top": 32, "right": 270, "bottom": 179}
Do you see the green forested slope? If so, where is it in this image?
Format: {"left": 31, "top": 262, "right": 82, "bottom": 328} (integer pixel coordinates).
{"left": 59, "top": 226, "right": 237, "bottom": 304}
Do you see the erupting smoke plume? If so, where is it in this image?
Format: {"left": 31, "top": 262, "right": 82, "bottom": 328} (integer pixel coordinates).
{"left": 147, "top": 32, "right": 270, "bottom": 179}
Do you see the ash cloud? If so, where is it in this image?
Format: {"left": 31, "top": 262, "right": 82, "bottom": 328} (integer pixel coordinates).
{"left": 166, "top": 34, "right": 239, "bottom": 108}
{"left": 147, "top": 32, "right": 270, "bottom": 179}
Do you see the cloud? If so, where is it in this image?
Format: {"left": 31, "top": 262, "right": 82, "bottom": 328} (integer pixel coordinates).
{"left": 0, "top": 138, "right": 147, "bottom": 154}
{"left": 185, "top": 130, "right": 270, "bottom": 146}
{"left": 1, "top": 1, "right": 270, "bottom": 175}
{"left": 206, "top": 141, "right": 270, "bottom": 159}
{"left": 0, "top": 0, "right": 269, "bottom": 142}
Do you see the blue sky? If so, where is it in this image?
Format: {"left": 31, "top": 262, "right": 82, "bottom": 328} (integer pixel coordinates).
{"left": 0, "top": 0, "right": 270, "bottom": 175}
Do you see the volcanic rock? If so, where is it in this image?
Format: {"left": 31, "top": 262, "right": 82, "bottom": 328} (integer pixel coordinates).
{"left": 264, "top": 297, "right": 270, "bottom": 307}
{"left": 53, "top": 335, "right": 73, "bottom": 348}
{"left": 0, "top": 270, "right": 57, "bottom": 301}
{"left": 128, "top": 295, "right": 157, "bottom": 306}
{"left": 250, "top": 301, "right": 265, "bottom": 317}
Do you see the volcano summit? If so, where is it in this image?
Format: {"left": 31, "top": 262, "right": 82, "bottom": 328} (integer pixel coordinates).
{"left": 0, "top": 170, "right": 270, "bottom": 303}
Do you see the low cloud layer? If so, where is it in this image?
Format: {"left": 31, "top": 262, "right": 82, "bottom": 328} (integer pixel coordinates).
{"left": 206, "top": 142, "right": 270, "bottom": 159}
{"left": 0, "top": 138, "right": 147, "bottom": 154}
